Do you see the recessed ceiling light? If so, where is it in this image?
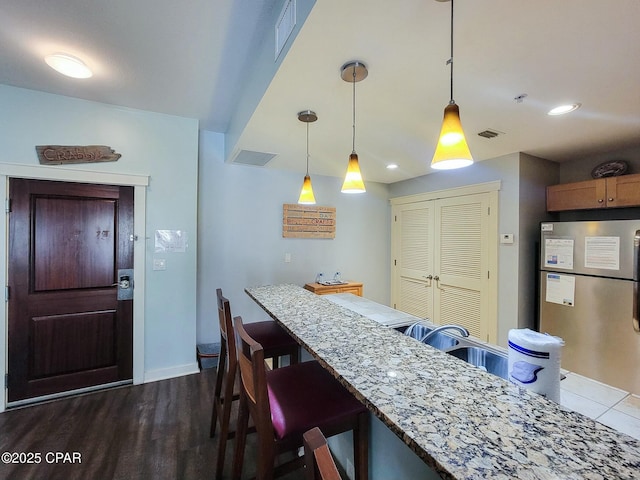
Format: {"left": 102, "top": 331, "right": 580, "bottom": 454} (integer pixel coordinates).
{"left": 547, "top": 103, "right": 581, "bottom": 116}
{"left": 45, "top": 53, "right": 93, "bottom": 79}
{"left": 386, "top": 163, "right": 398, "bottom": 170}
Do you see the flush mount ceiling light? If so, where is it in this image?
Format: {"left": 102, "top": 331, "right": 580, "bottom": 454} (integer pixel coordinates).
{"left": 386, "top": 163, "right": 399, "bottom": 170}
{"left": 548, "top": 103, "right": 581, "bottom": 116}
{"left": 431, "top": 0, "right": 473, "bottom": 170}
{"left": 45, "top": 53, "right": 93, "bottom": 79}
{"left": 297, "top": 110, "right": 317, "bottom": 205}
{"left": 340, "top": 61, "right": 367, "bottom": 194}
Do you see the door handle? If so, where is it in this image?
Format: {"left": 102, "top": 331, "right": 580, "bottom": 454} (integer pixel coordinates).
{"left": 434, "top": 275, "right": 445, "bottom": 291}
{"left": 117, "top": 268, "right": 134, "bottom": 300}
{"left": 422, "top": 275, "right": 433, "bottom": 286}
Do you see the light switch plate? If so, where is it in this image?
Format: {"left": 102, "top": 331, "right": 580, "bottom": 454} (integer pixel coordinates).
{"left": 153, "top": 258, "right": 167, "bottom": 270}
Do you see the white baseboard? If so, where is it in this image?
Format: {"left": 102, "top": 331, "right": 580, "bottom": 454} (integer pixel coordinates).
{"left": 144, "top": 362, "right": 200, "bottom": 383}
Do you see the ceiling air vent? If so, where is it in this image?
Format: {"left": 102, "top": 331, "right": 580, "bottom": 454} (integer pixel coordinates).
{"left": 231, "top": 150, "right": 278, "bottom": 167}
{"left": 275, "top": 0, "right": 296, "bottom": 60}
{"left": 477, "top": 129, "right": 502, "bottom": 139}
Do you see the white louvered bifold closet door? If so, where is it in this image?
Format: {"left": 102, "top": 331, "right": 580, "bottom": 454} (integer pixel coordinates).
{"left": 434, "top": 194, "right": 489, "bottom": 339}
{"left": 396, "top": 203, "right": 434, "bottom": 319}
{"left": 392, "top": 190, "right": 496, "bottom": 342}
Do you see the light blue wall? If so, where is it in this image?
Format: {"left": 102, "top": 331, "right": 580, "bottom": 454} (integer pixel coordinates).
{"left": 518, "top": 154, "right": 558, "bottom": 328}
{"left": 197, "top": 130, "right": 391, "bottom": 342}
{"left": 0, "top": 84, "right": 199, "bottom": 379}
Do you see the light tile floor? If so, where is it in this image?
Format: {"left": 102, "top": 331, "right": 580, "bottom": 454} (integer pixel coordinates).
{"left": 559, "top": 371, "right": 640, "bottom": 441}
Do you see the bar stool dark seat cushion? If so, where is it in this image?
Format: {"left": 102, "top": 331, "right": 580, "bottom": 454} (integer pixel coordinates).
{"left": 244, "top": 321, "right": 298, "bottom": 351}
{"left": 267, "top": 361, "right": 366, "bottom": 441}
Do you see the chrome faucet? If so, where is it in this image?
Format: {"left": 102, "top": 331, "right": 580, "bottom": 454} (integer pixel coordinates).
{"left": 420, "top": 324, "right": 470, "bottom": 343}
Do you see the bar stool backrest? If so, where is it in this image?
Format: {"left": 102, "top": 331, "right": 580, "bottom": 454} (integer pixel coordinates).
{"left": 216, "top": 288, "right": 236, "bottom": 367}
{"left": 234, "top": 315, "right": 275, "bottom": 442}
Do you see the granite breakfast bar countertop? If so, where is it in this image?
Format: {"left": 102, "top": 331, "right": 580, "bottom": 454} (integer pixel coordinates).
{"left": 246, "top": 284, "right": 640, "bottom": 480}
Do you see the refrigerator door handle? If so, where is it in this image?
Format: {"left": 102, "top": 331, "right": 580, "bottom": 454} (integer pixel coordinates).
{"left": 635, "top": 282, "right": 640, "bottom": 333}
{"left": 634, "top": 230, "right": 640, "bottom": 332}
{"left": 635, "top": 230, "right": 640, "bottom": 282}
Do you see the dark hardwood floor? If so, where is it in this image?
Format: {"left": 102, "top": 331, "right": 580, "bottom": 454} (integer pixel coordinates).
{"left": 0, "top": 369, "right": 305, "bottom": 480}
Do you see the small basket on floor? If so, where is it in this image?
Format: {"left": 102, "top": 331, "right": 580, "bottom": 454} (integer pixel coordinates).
{"left": 196, "top": 342, "right": 221, "bottom": 370}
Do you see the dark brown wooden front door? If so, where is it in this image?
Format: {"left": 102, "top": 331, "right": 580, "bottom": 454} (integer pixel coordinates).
{"left": 7, "top": 178, "right": 134, "bottom": 402}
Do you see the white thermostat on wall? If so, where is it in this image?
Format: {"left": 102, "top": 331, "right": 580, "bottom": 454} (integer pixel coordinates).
{"left": 500, "top": 233, "right": 514, "bottom": 244}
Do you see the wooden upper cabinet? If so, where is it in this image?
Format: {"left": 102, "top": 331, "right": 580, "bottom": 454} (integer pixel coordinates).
{"left": 547, "top": 174, "right": 640, "bottom": 212}
{"left": 606, "top": 174, "right": 640, "bottom": 208}
{"left": 546, "top": 179, "right": 607, "bottom": 211}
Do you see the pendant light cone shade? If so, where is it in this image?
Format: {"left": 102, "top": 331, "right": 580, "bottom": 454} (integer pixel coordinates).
{"left": 298, "top": 175, "right": 316, "bottom": 204}
{"left": 341, "top": 61, "right": 367, "bottom": 194}
{"left": 341, "top": 153, "right": 366, "bottom": 193}
{"left": 431, "top": 103, "right": 474, "bottom": 170}
{"left": 430, "top": 0, "right": 473, "bottom": 170}
{"left": 298, "top": 110, "right": 317, "bottom": 204}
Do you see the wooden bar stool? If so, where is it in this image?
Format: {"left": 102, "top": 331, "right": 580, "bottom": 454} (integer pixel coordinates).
{"left": 232, "top": 315, "right": 369, "bottom": 480}
{"left": 303, "top": 427, "right": 342, "bottom": 480}
{"left": 211, "top": 288, "right": 299, "bottom": 480}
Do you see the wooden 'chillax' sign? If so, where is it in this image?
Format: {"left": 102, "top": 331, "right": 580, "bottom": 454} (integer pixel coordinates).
{"left": 283, "top": 204, "right": 336, "bottom": 239}
{"left": 36, "top": 145, "right": 121, "bottom": 165}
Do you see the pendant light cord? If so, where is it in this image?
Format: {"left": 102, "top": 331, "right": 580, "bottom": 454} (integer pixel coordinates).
{"left": 448, "top": 0, "right": 455, "bottom": 104}
{"left": 352, "top": 65, "right": 357, "bottom": 154}
{"left": 305, "top": 121, "right": 310, "bottom": 175}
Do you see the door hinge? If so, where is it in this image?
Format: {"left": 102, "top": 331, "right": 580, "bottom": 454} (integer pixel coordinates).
{"left": 5, "top": 198, "right": 11, "bottom": 214}
{"left": 487, "top": 206, "right": 490, "bottom": 215}
{"left": 5, "top": 286, "right": 9, "bottom": 302}
{"left": 4, "top": 373, "right": 8, "bottom": 389}
{"left": 487, "top": 271, "right": 490, "bottom": 279}
{"left": 394, "top": 259, "right": 397, "bottom": 266}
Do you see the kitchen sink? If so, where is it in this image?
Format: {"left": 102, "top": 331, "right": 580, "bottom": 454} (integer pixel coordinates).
{"left": 447, "top": 346, "right": 509, "bottom": 380}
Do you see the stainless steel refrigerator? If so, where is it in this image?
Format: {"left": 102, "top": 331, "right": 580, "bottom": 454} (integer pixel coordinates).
{"left": 539, "top": 220, "right": 640, "bottom": 395}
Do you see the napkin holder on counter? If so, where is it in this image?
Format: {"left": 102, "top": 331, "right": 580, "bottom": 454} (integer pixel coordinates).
{"left": 508, "top": 328, "right": 564, "bottom": 403}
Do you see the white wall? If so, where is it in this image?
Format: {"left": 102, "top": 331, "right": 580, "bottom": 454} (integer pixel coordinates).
{"left": 197, "top": 130, "right": 390, "bottom": 343}
{"left": 0, "top": 85, "right": 199, "bottom": 409}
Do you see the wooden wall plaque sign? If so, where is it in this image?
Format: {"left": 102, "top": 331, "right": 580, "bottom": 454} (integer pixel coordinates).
{"left": 283, "top": 204, "right": 336, "bottom": 239}
{"left": 35, "top": 145, "right": 121, "bottom": 165}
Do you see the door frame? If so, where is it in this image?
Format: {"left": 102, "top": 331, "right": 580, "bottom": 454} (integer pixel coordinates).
{"left": 0, "top": 163, "right": 149, "bottom": 413}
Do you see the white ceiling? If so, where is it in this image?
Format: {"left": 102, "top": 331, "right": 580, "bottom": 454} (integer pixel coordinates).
{"left": 1, "top": 0, "right": 639, "bottom": 184}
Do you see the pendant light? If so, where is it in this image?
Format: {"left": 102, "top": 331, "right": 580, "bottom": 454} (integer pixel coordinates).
{"left": 297, "top": 110, "right": 317, "bottom": 205}
{"left": 340, "top": 61, "right": 367, "bottom": 193}
{"left": 431, "top": 0, "right": 473, "bottom": 170}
